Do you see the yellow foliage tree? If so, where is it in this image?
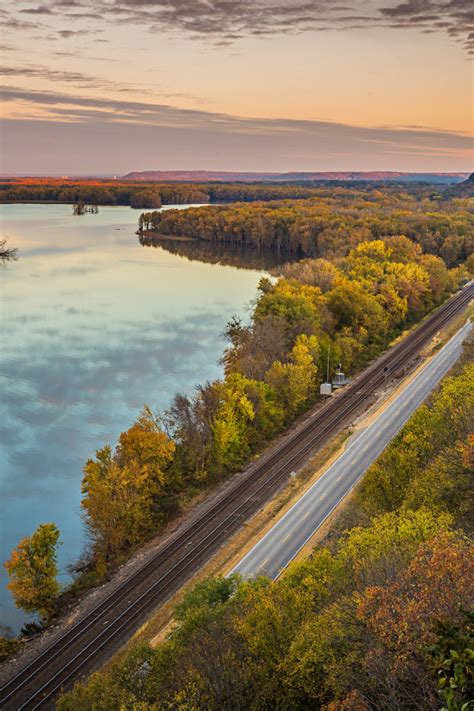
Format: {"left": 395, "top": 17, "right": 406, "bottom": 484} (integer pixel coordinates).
{"left": 81, "top": 407, "right": 175, "bottom": 560}
{"left": 4, "top": 523, "right": 61, "bottom": 622}
{"left": 265, "top": 334, "right": 319, "bottom": 417}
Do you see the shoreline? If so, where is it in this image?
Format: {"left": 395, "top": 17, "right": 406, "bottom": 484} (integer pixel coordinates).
{"left": 0, "top": 201, "right": 203, "bottom": 208}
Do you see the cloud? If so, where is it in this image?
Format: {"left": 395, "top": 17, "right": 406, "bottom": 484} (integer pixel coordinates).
{"left": 20, "top": 5, "right": 56, "bottom": 14}
{"left": 57, "top": 28, "right": 89, "bottom": 37}
{"left": 0, "top": 308, "right": 228, "bottom": 496}
{"left": 108, "top": 0, "right": 373, "bottom": 41}
{"left": 0, "top": 298, "right": 232, "bottom": 633}
{"left": 0, "top": 15, "right": 45, "bottom": 31}
{"left": 379, "top": 0, "right": 474, "bottom": 52}
{"left": 2, "top": 65, "right": 108, "bottom": 86}
{"left": 11, "top": 0, "right": 469, "bottom": 52}
{"left": 1, "top": 85, "right": 471, "bottom": 144}
{"left": 0, "top": 66, "right": 209, "bottom": 102}
{"left": 1, "top": 86, "right": 471, "bottom": 172}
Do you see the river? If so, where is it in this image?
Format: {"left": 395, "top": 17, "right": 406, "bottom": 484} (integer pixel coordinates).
{"left": 0, "top": 203, "right": 274, "bottom": 634}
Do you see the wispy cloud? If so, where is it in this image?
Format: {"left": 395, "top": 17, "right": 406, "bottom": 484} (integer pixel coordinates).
{"left": 0, "top": 67, "right": 210, "bottom": 103}
{"left": 1, "top": 85, "right": 470, "bottom": 141}
{"left": 379, "top": 0, "right": 474, "bottom": 53}
{"left": 20, "top": 4, "right": 56, "bottom": 14}
{"left": 8, "top": 0, "right": 471, "bottom": 52}
{"left": 1, "top": 85, "right": 471, "bottom": 172}
{"left": 1, "top": 2, "right": 470, "bottom": 171}
{"left": 0, "top": 14, "right": 46, "bottom": 32}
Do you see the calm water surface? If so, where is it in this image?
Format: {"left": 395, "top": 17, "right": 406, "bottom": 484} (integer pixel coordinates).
{"left": 0, "top": 204, "right": 266, "bottom": 633}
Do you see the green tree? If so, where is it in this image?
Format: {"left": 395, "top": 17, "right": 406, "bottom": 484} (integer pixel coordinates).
{"left": 4, "top": 523, "right": 61, "bottom": 622}
{"left": 431, "top": 610, "right": 474, "bottom": 711}
{"left": 174, "top": 575, "right": 240, "bottom": 635}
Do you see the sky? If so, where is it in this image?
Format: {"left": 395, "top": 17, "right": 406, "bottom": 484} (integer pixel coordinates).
{"left": 0, "top": 0, "right": 473, "bottom": 174}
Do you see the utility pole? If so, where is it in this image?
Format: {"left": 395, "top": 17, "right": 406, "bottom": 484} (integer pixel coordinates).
{"left": 320, "top": 344, "right": 333, "bottom": 396}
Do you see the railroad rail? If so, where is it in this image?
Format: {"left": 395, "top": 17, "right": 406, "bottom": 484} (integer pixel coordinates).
{"left": 1, "top": 282, "right": 472, "bottom": 710}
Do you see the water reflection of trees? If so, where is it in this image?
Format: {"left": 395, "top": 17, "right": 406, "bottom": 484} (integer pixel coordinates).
{"left": 138, "top": 234, "right": 298, "bottom": 271}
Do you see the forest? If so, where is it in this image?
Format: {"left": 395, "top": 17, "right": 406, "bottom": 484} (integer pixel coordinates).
{"left": 3, "top": 186, "right": 473, "bottom": 701}
{"left": 1, "top": 177, "right": 471, "bottom": 210}
{"left": 139, "top": 190, "right": 473, "bottom": 267}
{"left": 0, "top": 179, "right": 209, "bottom": 208}
{"left": 57, "top": 350, "right": 474, "bottom": 710}
{"left": 73, "top": 235, "right": 467, "bottom": 576}
{"left": 0, "top": 178, "right": 334, "bottom": 208}
{"left": 4, "top": 227, "right": 470, "bottom": 629}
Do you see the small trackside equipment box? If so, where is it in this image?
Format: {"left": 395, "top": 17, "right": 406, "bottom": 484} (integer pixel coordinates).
{"left": 320, "top": 382, "right": 332, "bottom": 396}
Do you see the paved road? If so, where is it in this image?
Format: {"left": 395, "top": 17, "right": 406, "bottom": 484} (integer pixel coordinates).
{"left": 232, "top": 320, "right": 472, "bottom": 580}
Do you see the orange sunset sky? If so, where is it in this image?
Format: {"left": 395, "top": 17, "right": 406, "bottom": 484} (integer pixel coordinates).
{"left": 1, "top": 0, "right": 473, "bottom": 173}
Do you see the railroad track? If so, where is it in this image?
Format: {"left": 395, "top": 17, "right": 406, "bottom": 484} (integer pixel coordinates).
{"left": 1, "top": 282, "right": 472, "bottom": 710}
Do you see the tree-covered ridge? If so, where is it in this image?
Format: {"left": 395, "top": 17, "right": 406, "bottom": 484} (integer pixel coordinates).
{"left": 139, "top": 192, "right": 473, "bottom": 266}
{"left": 2, "top": 178, "right": 373, "bottom": 207}
{"left": 2, "top": 177, "right": 472, "bottom": 209}
{"left": 0, "top": 179, "right": 209, "bottom": 208}
{"left": 57, "top": 357, "right": 474, "bottom": 711}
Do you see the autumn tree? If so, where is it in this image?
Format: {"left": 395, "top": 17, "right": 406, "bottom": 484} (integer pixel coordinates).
{"left": 130, "top": 189, "right": 162, "bottom": 209}
{"left": 353, "top": 534, "right": 474, "bottom": 709}
{"left": 265, "top": 334, "right": 320, "bottom": 417}
{"left": 277, "top": 257, "right": 342, "bottom": 292}
{"left": 211, "top": 374, "right": 283, "bottom": 470}
{"left": 357, "top": 362, "right": 474, "bottom": 522}
{"left": 81, "top": 407, "right": 175, "bottom": 562}
{"left": 255, "top": 277, "right": 326, "bottom": 338}
{"left": 0, "top": 634, "right": 20, "bottom": 663}
{"left": 4, "top": 523, "right": 61, "bottom": 622}
{"left": 222, "top": 314, "right": 289, "bottom": 381}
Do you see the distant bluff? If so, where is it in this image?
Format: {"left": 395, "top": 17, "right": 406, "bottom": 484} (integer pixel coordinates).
{"left": 443, "top": 172, "right": 474, "bottom": 198}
